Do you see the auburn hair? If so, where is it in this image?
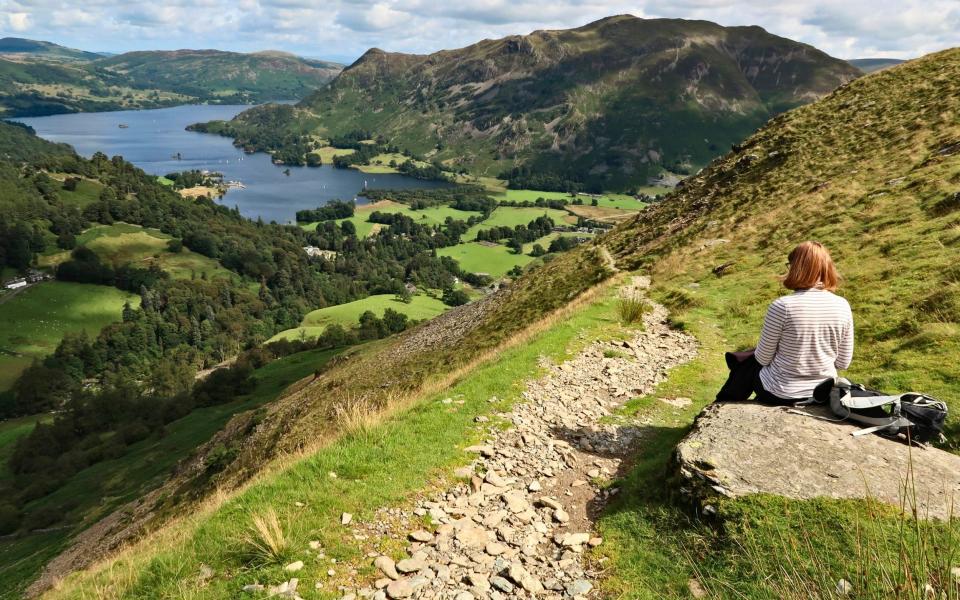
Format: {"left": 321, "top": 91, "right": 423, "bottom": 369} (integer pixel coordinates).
{"left": 783, "top": 241, "right": 839, "bottom": 291}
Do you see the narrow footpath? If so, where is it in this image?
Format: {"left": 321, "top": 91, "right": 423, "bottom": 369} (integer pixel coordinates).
{"left": 279, "top": 278, "right": 698, "bottom": 600}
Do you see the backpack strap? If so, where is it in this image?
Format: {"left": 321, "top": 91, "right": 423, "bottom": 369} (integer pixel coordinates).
{"left": 837, "top": 393, "right": 904, "bottom": 410}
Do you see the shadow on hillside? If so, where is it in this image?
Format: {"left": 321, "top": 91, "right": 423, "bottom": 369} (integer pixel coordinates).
{"left": 547, "top": 420, "right": 692, "bottom": 521}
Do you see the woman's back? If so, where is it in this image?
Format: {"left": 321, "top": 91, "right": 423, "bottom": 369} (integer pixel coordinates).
{"left": 756, "top": 288, "right": 854, "bottom": 399}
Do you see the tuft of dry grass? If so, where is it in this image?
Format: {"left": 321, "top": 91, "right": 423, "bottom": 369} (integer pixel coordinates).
{"left": 240, "top": 509, "right": 288, "bottom": 566}
{"left": 617, "top": 293, "right": 648, "bottom": 324}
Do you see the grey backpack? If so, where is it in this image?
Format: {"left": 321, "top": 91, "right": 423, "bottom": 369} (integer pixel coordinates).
{"left": 806, "top": 378, "right": 948, "bottom": 444}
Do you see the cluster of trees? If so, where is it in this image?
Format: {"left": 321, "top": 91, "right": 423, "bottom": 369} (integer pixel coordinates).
{"left": 396, "top": 160, "right": 449, "bottom": 182}
{"left": 475, "top": 215, "right": 556, "bottom": 253}
{"left": 362, "top": 186, "right": 494, "bottom": 213}
{"left": 163, "top": 169, "right": 221, "bottom": 190}
{"left": 332, "top": 143, "right": 381, "bottom": 169}
{"left": 56, "top": 246, "right": 166, "bottom": 290}
{"left": 326, "top": 130, "right": 376, "bottom": 149}
{"left": 499, "top": 197, "right": 569, "bottom": 210}
{"left": 501, "top": 166, "right": 601, "bottom": 194}
{"left": 547, "top": 235, "right": 582, "bottom": 253}
{"left": 295, "top": 200, "right": 355, "bottom": 223}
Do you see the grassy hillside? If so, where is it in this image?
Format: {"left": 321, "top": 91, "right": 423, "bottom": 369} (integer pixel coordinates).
{"left": 211, "top": 16, "right": 858, "bottom": 190}
{"left": 39, "top": 223, "right": 234, "bottom": 280}
{"left": 0, "top": 38, "right": 100, "bottom": 62}
{"left": 36, "top": 47, "right": 960, "bottom": 598}
{"left": 268, "top": 294, "right": 449, "bottom": 342}
{"left": 0, "top": 346, "right": 342, "bottom": 599}
{"left": 0, "top": 282, "right": 136, "bottom": 391}
{"left": 0, "top": 46, "right": 343, "bottom": 117}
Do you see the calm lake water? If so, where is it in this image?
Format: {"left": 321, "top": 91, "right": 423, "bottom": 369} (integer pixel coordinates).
{"left": 16, "top": 105, "right": 448, "bottom": 224}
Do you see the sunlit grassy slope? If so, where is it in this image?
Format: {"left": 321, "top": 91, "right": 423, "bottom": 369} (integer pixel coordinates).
{"left": 38, "top": 223, "right": 233, "bottom": 280}
{"left": 593, "top": 48, "right": 960, "bottom": 598}
{"left": 0, "top": 282, "right": 136, "bottom": 391}
{"left": 268, "top": 294, "right": 450, "bottom": 342}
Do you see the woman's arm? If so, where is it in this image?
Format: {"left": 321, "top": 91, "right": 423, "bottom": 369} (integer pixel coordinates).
{"left": 835, "top": 309, "right": 854, "bottom": 370}
{"left": 755, "top": 300, "right": 786, "bottom": 366}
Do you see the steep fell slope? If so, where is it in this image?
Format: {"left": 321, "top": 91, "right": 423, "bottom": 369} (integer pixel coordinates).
{"left": 37, "top": 48, "right": 959, "bottom": 598}
{"left": 217, "top": 15, "right": 858, "bottom": 190}
{"left": 0, "top": 38, "right": 100, "bottom": 62}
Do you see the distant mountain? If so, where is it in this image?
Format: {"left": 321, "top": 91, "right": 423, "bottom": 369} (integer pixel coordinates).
{"left": 0, "top": 37, "right": 102, "bottom": 61}
{"left": 210, "top": 15, "right": 860, "bottom": 190}
{"left": 92, "top": 49, "right": 343, "bottom": 101}
{"left": 0, "top": 43, "right": 344, "bottom": 117}
{"left": 847, "top": 58, "right": 907, "bottom": 73}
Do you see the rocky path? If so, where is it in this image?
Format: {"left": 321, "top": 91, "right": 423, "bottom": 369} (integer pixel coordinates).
{"left": 279, "top": 279, "right": 697, "bottom": 600}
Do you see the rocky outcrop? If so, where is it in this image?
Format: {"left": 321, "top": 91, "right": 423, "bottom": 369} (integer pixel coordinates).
{"left": 674, "top": 402, "right": 960, "bottom": 520}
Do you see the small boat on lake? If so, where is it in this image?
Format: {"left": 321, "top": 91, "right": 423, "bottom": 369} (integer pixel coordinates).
{"left": 118, "top": 124, "right": 129, "bottom": 129}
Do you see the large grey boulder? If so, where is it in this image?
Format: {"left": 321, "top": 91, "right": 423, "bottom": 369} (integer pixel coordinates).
{"left": 674, "top": 402, "right": 960, "bottom": 520}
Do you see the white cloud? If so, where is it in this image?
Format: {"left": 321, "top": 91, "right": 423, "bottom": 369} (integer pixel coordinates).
{"left": 6, "top": 11, "right": 31, "bottom": 31}
{"left": 0, "top": 0, "right": 956, "bottom": 60}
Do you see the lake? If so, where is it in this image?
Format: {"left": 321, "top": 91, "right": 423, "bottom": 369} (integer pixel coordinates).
{"left": 15, "top": 105, "right": 449, "bottom": 224}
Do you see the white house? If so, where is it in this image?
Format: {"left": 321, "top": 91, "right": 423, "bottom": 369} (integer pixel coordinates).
{"left": 5, "top": 279, "right": 27, "bottom": 290}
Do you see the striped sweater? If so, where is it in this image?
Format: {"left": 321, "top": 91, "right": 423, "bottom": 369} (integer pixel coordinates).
{"left": 756, "top": 288, "right": 854, "bottom": 399}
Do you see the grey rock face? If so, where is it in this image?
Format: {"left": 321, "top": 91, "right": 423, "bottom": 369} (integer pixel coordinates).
{"left": 675, "top": 402, "right": 960, "bottom": 520}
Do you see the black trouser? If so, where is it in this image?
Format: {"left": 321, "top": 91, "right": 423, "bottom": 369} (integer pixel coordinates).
{"left": 716, "top": 354, "right": 794, "bottom": 405}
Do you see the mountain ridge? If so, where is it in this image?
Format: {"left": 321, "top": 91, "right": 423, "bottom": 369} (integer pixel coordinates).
{"left": 214, "top": 15, "right": 860, "bottom": 190}
{"left": 0, "top": 42, "right": 344, "bottom": 117}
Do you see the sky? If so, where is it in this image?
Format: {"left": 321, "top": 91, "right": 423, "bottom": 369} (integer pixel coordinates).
{"left": 0, "top": 0, "right": 957, "bottom": 64}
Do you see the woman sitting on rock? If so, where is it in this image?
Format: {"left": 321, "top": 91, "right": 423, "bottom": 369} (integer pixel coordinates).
{"left": 717, "top": 241, "right": 854, "bottom": 404}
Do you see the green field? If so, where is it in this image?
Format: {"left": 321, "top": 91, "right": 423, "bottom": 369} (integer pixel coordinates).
{"left": 310, "top": 146, "right": 355, "bottom": 163}
{"left": 522, "top": 231, "right": 593, "bottom": 254}
{"left": 494, "top": 188, "right": 663, "bottom": 210}
{"left": 437, "top": 242, "right": 533, "bottom": 277}
{"left": 40, "top": 223, "right": 233, "bottom": 280}
{"left": 0, "top": 282, "right": 137, "bottom": 391}
{"left": 56, "top": 178, "right": 104, "bottom": 208}
{"left": 303, "top": 202, "right": 483, "bottom": 239}
{"left": 0, "top": 346, "right": 341, "bottom": 598}
{"left": 464, "top": 206, "right": 571, "bottom": 241}
{"left": 269, "top": 294, "right": 449, "bottom": 342}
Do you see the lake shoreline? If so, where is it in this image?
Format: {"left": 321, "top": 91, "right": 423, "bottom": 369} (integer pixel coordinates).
{"left": 14, "top": 104, "right": 450, "bottom": 225}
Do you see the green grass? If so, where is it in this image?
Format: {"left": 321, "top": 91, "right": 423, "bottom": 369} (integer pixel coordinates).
{"left": 593, "top": 49, "right": 960, "bottom": 598}
{"left": 495, "top": 189, "right": 658, "bottom": 210}
{"left": 156, "top": 176, "right": 175, "bottom": 186}
{"left": 302, "top": 203, "right": 482, "bottom": 239}
{"left": 593, "top": 278, "right": 960, "bottom": 599}
{"left": 0, "top": 346, "right": 342, "bottom": 599}
{"left": 56, "top": 179, "right": 103, "bottom": 207}
{"left": 522, "top": 231, "right": 592, "bottom": 254}
{"left": 310, "top": 146, "right": 355, "bottom": 163}
{"left": 0, "top": 282, "right": 136, "bottom": 391}
{"left": 47, "top": 278, "right": 627, "bottom": 599}
{"left": 269, "top": 294, "right": 450, "bottom": 342}
{"left": 39, "top": 223, "right": 233, "bottom": 280}
{"left": 353, "top": 152, "right": 430, "bottom": 174}
{"left": 464, "top": 206, "right": 571, "bottom": 241}
{"left": 436, "top": 242, "right": 533, "bottom": 277}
